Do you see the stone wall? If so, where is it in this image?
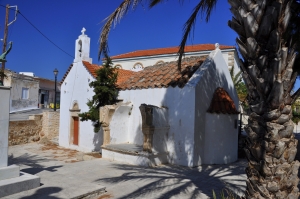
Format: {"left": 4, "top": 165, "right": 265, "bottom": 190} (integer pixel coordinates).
{"left": 41, "top": 111, "right": 60, "bottom": 140}
{"left": 9, "top": 115, "right": 42, "bottom": 146}
{"left": 8, "top": 111, "right": 60, "bottom": 146}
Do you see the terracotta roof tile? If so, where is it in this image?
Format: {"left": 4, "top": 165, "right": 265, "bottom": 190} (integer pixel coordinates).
{"left": 111, "top": 44, "right": 234, "bottom": 59}
{"left": 207, "top": 87, "right": 239, "bottom": 114}
{"left": 61, "top": 61, "right": 135, "bottom": 85}
{"left": 118, "top": 56, "right": 206, "bottom": 90}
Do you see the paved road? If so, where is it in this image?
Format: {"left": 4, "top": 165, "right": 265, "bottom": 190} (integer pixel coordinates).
{"left": 5, "top": 142, "right": 247, "bottom": 199}
{"left": 9, "top": 109, "right": 57, "bottom": 121}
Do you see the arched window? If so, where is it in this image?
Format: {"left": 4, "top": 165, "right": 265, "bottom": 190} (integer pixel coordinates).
{"left": 78, "top": 40, "right": 82, "bottom": 57}
{"left": 132, "top": 62, "right": 144, "bottom": 72}
{"left": 114, "top": 64, "right": 122, "bottom": 69}
{"left": 155, "top": 60, "right": 164, "bottom": 65}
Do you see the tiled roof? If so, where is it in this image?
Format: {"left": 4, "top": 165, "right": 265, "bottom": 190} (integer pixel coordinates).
{"left": 111, "top": 44, "right": 234, "bottom": 59}
{"left": 207, "top": 87, "right": 239, "bottom": 114}
{"left": 118, "top": 56, "right": 206, "bottom": 90}
{"left": 83, "top": 61, "right": 135, "bottom": 85}
{"left": 83, "top": 61, "right": 101, "bottom": 77}
{"left": 61, "top": 61, "right": 135, "bottom": 85}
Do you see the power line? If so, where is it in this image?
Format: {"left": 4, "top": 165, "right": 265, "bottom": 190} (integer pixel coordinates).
{"left": 0, "top": 4, "right": 74, "bottom": 58}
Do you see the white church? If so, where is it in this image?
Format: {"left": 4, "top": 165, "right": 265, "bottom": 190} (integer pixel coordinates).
{"left": 59, "top": 28, "right": 240, "bottom": 167}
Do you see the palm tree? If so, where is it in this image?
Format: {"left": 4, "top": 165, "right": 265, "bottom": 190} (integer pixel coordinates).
{"left": 99, "top": 0, "right": 300, "bottom": 198}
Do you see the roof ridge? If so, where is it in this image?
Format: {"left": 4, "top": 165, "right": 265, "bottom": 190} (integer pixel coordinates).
{"left": 111, "top": 43, "right": 235, "bottom": 59}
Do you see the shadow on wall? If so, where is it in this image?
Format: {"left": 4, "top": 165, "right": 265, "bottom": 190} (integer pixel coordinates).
{"left": 123, "top": 52, "right": 240, "bottom": 167}
{"left": 94, "top": 160, "right": 247, "bottom": 198}
{"left": 192, "top": 56, "right": 239, "bottom": 166}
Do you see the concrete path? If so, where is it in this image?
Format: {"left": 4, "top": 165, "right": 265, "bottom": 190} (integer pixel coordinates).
{"left": 4, "top": 142, "right": 247, "bottom": 199}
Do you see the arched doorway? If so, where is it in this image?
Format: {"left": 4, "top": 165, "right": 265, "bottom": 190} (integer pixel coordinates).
{"left": 70, "top": 102, "right": 80, "bottom": 145}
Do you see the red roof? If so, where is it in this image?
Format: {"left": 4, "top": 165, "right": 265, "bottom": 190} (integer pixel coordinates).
{"left": 207, "top": 87, "right": 239, "bottom": 114}
{"left": 111, "top": 44, "right": 234, "bottom": 59}
{"left": 61, "top": 61, "right": 135, "bottom": 85}
{"left": 118, "top": 56, "right": 206, "bottom": 90}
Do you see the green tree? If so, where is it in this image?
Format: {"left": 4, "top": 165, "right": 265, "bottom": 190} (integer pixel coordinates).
{"left": 99, "top": 1, "right": 300, "bottom": 198}
{"left": 229, "top": 66, "right": 247, "bottom": 103}
{"left": 79, "top": 56, "right": 118, "bottom": 132}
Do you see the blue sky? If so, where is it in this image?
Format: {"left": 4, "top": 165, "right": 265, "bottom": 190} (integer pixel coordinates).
{"left": 0, "top": 0, "right": 298, "bottom": 90}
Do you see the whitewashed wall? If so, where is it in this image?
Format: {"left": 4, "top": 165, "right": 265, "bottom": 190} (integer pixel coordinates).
{"left": 192, "top": 49, "right": 239, "bottom": 165}
{"left": 204, "top": 114, "right": 238, "bottom": 164}
{"left": 59, "top": 61, "right": 102, "bottom": 152}
{"left": 118, "top": 86, "right": 196, "bottom": 167}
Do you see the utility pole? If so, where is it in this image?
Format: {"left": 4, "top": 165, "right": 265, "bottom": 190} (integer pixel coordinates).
{"left": 1, "top": 4, "right": 9, "bottom": 82}
{"left": 0, "top": 5, "right": 18, "bottom": 84}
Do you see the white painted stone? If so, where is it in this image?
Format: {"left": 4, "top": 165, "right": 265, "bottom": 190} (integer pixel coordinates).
{"left": 0, "top": 165, "right": 20, "bottom": 180}
{"left": 102, "top": 148, "right": 168, "bottom": 167}
{"left": 0, "top": 87, "right": 10, "bottom": 168}
{"left": 0, "top": 172, "right": 40, "bottom": 198}
{"left": 109, "top": 104, "right": 132, "bottom": 144}
{"left": 0, "top": 147, "right": 8, "bottom": 168}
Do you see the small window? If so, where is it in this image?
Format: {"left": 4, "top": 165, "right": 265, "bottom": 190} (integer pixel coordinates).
{"left": 155, "top": 60, "right": 164, "bottom": 65}
{"left": 132, "top": 63, "right": 144, "bottom": 72}
{"left": 22, "top": 88, "right": 29, "bottom": 99}
{"left": 114, "top": 64, "right": 122, "bottom": 69}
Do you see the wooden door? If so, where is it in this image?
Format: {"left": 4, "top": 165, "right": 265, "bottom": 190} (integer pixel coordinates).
{"left": 73, "top": 117, "right": 79, "bottom": 145}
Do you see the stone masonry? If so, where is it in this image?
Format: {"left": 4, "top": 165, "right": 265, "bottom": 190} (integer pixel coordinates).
{"left": 9, "top": 115, "right": 42, "bottom": 146}
{"left": 9, "top": 111, "right": 60, "bottom": 146}
{"left": 41, "top": 111, "right": 60, "bottom": 140}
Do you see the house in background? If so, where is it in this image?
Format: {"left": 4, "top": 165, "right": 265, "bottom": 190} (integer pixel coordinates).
{"left": 34, "top": 76, "right": 61, "bottom": 109}
{"left": 110, "top": 43, "right": 239, "bottom": 74}
{"left": 3, "top": 70, "right": 61, "bottom": 113}
{"left": 3, "top": 70, "right": 39, "bottom": 112}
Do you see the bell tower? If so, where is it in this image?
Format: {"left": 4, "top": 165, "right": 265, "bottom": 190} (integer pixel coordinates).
{"left": 74, "top": 27, "right": 92, "bottom": 63}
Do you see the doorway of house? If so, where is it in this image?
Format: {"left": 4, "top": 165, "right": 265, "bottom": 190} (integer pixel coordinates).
{"left": 73, "top": 117, "right": 79, "bottom": 145}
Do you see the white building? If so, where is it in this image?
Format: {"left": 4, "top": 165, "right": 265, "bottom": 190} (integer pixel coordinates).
{"left": 110, "top": 43, "right": 240, "bottom": 74}
{"left": 59, "top": 28, "right": 240, "bottom": 166}
{"left": 102, "top": 47, "right": 240, "bottom": 167}
{"left": 59, "top": 28, "right": 133, "bottom": 152}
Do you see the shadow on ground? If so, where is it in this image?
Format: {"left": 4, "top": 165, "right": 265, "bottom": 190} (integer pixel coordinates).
{"left": 95, "top": 160, "right": 247, "bottom": 198}
{"left": 8, "top": 153, "right": 63, "bottom": 175}
{"left": 18, "top": 187, "right": 62, "bottom": 199}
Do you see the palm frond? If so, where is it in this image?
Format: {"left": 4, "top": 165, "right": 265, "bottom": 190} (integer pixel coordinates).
{"left": 178, "top": 0, "right": 218, "bottom": 71}
{"left": 233, "top": 71, "right": 242, "bottom": 84}
{"left": 149, "top": 0, "right": 165, "bottom": 8}
{"left": 98, "top": 0, "right": 142, "bottom": 59}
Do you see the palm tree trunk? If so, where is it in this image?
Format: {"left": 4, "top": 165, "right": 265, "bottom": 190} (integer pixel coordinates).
{"left": 228, "top": 0, "right": 299, "bottom": 198}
